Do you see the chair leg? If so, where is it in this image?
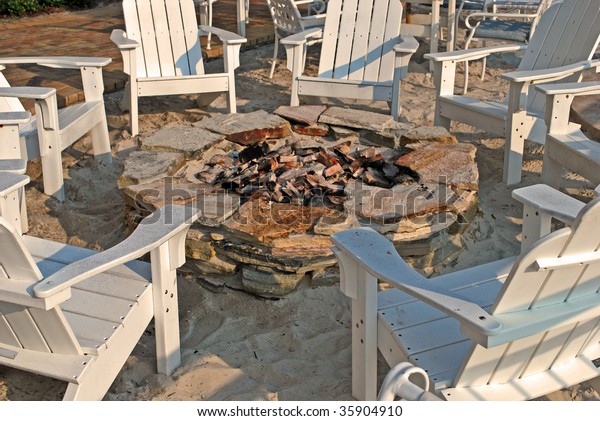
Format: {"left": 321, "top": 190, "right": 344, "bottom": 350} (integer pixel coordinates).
{"left": 90, "top": 111, "right": 112, "bottom": 164}
{"left": 125, "top": 81, "right": 139, "bottom": 137}
{"left": 480, "top": 40, "right": 487, "bottom": 81}
{"left": 270, "top": 32, "right": 279, "bottom": 79}
{"left": 40, "top": 134, "right": 66, "bottom": 202}
{"left": 541, "top": 149, "right": 563, "bottom": 189}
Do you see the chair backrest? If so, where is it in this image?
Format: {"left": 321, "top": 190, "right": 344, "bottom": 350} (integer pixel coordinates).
{"left": 519, "top": 0, "right": 600, "bottom": 113}
{"left": 122, "top": 0, "right": 205, "bottom": 79}
{"left": 0, "top": 71, "right": 25, "bottom": 114}
{"left": 267, "top": 0, "right": 306, "bottom": 35}
{"left": 317, "top": 0, "right": 403, "bottom": 83}
{"left": 0, "top": 217, "right": 83, "bottom": 355}
{"left": 454, "top": 196, "right": 600, "bottom": 388}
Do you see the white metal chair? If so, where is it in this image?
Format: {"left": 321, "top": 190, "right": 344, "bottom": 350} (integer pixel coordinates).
{"left": 0, "top": 58, "right": 112, "bottom": 202}
{"left": 266, "top": 0, "right": 326, "bottom": 78}
{"left": 332, "top": 183, "right": 600, "bottom": 400}
{"left": 0, "top": 173, "right": 201, "bottom": 400}
{"left": 195, "top": 0, "right": 218, "bottom": 50}
{"left": 282, "top": 0, "right": 419, "bottom": 121}
{"left": 111, "top": 0, "right": 247, "bottom": 136}
{"left": 425, "top": 0, "right": 600, "bottom": 186}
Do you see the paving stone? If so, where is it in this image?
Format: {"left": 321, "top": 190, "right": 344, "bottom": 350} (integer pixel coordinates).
{"left": 193, "top": 110, "right": 292, "bottom": 145}
{"left": 140, "top": 125, "right": 225, "bottom": 158}
{"left": 319, "top": 107, "right": 394, "bottom": 132}
{"left": 273, "top": 105, "right": 327, "bottom": 125}
{"left": 330, "top": 125, "right": 359, "bottom": 140}
{"left": 121, "top": 178, "right": 214, "bottom": 211}
{"left": 118, "top": 151, "right": 186, "bottom": 188}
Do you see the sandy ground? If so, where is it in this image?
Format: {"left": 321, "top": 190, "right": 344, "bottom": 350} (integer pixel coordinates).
{"left": 1, "top": 35, "right": 599, "bottom": 402}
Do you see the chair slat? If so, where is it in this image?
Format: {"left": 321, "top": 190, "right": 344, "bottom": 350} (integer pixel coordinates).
{"left": 363, "top": 0, "right": 390, "bottom": 82}
{"left": 318, "top": 0, "right": 344, "bottom": 78}
{"left": 347, "top": 0, "right": 374, "bottom": 80}
{"left": 135, "top": 0, "right": 163, "bottom": 78}
{"left": 377, "top": 0, "right": 402, "bottom": 83}
{"left": 150, "top": 0, "right": 178, "bottom": 77}
{"left": 332, "top": 0, "right": 359, "bottom": 80}
{"left": 179, "top": 0, "right": 205, "bottom": 75}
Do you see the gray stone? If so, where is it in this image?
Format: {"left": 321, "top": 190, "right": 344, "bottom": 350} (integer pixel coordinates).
{"left": 118, "top": 151, "right": 186, "bottom": 188}
{"left": 360, "top": 129, "right": 397, "bottom": 148}
{"left": 242, "top": 266, "right": 306, "bottom": 296}
{"left": 193, "top": 110, "right": 292, "bottom": 146}
{"left": 185, "top": 228, "right": 216, "bottom": 261}
{"left": 217, "top": 241, "right": 337, "bottom": 273}
{"left": 310, "top": 267, "right": 340, "bottom": 288}
{"left": 196, "top": 273, "right": 244, "bottom": 293}
{"left": 319, "top": 107, "right": 394, "bottom": 132}
{"left": 273, "top": 105, "right": 327, "bottom": 125}
{"left": 395, "top": 143, "right": 479, "bottom": 190}
{"left": 140, "top": 125, "right": 225, "bottom": 158}
{"left": 330, "top": 125, "right": 359, "bottom": 140}
{"left": 121, "top": 178, "right": 214, "bottom": 212}
{"left": 195, "top": 192, "right": 242, "bottom": 227}
{"left": 270, "top": 234, "right": 334, "bottom": 258}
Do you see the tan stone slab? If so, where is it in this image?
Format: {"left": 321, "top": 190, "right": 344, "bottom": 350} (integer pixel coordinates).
{"left": 193, "top": 110, "right": 292, "bottom": 145}
{"left": 223, "top": 199, "right": 338, "bottom": 245}
{"left": 273, "top": 105, "right": 327, "bottom": 125}
{"left": 395, "top": 143, "right": 479, "bottom": 190}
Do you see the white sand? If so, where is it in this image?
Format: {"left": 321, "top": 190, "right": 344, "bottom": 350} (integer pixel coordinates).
{"left": 1, "top": 37, "right": 599, "bottom": 402}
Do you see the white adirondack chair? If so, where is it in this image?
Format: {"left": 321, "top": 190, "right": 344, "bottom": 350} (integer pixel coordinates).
{"left": 462, "top": 0, "right": 552, "bottom": 92}
{"left": 425, "top": 0, "right": 600, "bottom": 186}
{"left": 0, "top": 159, "right": 28, "bottom": 235}
{"left": 266, "top": 0, "right": 326, "bottom": 79}
{"left": 332, "top": 183, "right": 600, "bottom": 401}
{"left": 281, "top": 0, "right": 419, "bottom": 121}
{"left": 0, "top": 173, "right": 201, "bottom": 400}
{"left": 534, "top": 81, "right": 600, "bottom": 191}
{"left": 0, "top": 58, "right": 113, "bottom": 202}
{"left": 111, "top": 0, "right": 247, "bottom": 137}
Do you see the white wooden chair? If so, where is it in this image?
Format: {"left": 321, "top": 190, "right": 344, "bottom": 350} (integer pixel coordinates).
{"left": 332, "top": 183, "right": 600, "bottom": 401}
{"left": 281, "top": 0, "right": 419, "bottom": 121}
{"left": 533, "top": 81, "right": 600, "bottom": 191}
{"left": 425, "top": 0, "right": 600, "bottom": 186}
{"left": 462, "top": 0, "right": 552, "bottom": 92}
{"left": 0, "top": 173, "right": 200, "bottom": 400}
{"left": 266, "top": 0, "right": 326, "bottom": 79}
{"left": 111, "top": 0, "right": 247, "bottom": 137}
{"left": 0, "top": 58, "right": 113, "bottom": 202}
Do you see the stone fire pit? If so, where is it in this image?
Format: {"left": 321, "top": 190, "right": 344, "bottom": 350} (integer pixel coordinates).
{"left": 118, "top": 107, "right": 479, "bottom": 297}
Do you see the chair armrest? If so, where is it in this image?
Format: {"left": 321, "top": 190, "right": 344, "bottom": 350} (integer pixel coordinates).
{"left": 0, "top": 86, "right": 56, "bottom": 100}
{"left": 0, "top": 56, "right": 111, "bottom": 69}
{"left": 110, "top": 29, "right": 140, "bottom": 50}
{"left": 512, "top": 184, "right": 584, "bottom": 227}
{"left": 331, "top": 227, "right": 502, "bottom": 338}
{"left": 502, "top": 60, "right": 600, "bottom": 84}
{"left": 425, "top": 43, "right": 525, "bottom": 63}
{"left": 280, "top": 27, "right": 323, "bottom": 46}
{"left": 0, "top": 111, "right": 31, "bottom": 125}
{"left": 0, "top": 172, "right": 29, "bottom": 196}
{"left": 394, "top": 35, "right": 419, "bottom": 54}
{"left": 465, "top": 11, "right": 538, "bottom": 28}
{"left": 300, "top": 14, "right": 326, "bottom": 27}
{"left": 199, "top": 25, "right": 247, "bottom": 44}
{"left": 535, "top": 81, "right": 600, "bottom": 97}
{"left": 33, "top": 204, "right": 201, "bottom": 298}
{"left": 0, "top": 159, "right": 27, "bottom": 174}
